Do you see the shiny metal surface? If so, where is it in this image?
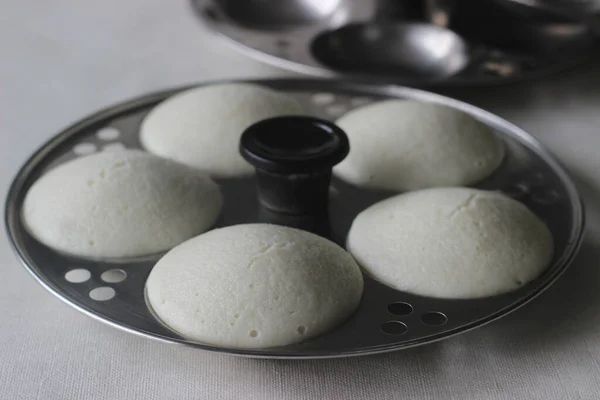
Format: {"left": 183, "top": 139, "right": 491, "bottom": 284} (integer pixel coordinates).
{"left": 212, "top": 0, "right": 345, "bottom": 30}
{"left": 192, "top": 0, "right": 598, "bottom": 85}
{"left": 311, "top": 23, "right": 470, "bottom": 80}
{"left": 5, "top": 79, "right": 584, "bottom": 359}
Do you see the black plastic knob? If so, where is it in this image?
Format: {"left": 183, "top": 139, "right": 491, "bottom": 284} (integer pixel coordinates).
{"left": 240, "top": 116, "right": 350, "bottom": 235}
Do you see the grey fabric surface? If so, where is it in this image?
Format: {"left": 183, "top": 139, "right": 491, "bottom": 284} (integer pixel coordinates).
{"left": 1, "top": 0, "right": 600, "bottom": 399}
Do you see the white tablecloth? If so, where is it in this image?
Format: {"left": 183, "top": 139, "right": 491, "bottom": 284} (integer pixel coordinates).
{"left": 2, "top": 1, "right": 600, "bottom": 399}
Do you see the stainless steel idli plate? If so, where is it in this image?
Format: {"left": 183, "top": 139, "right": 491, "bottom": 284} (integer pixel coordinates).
{"left": 191, "top": 0, "right": 599, "bottom": 86}
{"left": 4, "top": 79, "right": 584, "bottom": 359}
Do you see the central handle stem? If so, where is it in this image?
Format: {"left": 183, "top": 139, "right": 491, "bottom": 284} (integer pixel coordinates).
{"left": 239, "top": 116, "right": 350, "bottom": 236}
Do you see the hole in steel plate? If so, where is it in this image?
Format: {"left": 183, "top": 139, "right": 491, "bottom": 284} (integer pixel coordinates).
{"left": 101, "top": 269, "right": 127, "bottom": 283}
{"left": 421, "top": 312, "right": 448, "bottom": 326}
{"left": 311, "top": 23, "right": 469, "bottom": 78}
{"left": 73, "top": 143, "right": 97, "bottom": 155}
{"left": 312, "top": 92, "right": 336, "bottom": 105}
{"left": 65, "top": 269, "right": 91, "bottom": 283}
{"left": 381, "top": 321, "right": 408, "bottom": 335}
{"left": 89, "top": 287, "right": 116, "bottom": 301}
{"left": 387, "top": 302, "right": 413, "bottom": 316}
{"left": 96, "top": 127, "right": 120, "bottom": 141}
{"left": 102, "top": 143, "right": 126, "bottom": 152}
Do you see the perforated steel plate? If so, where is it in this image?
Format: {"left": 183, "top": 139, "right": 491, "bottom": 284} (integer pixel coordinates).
{"left": 192, "top": 0, "right": 598, "bottom": 86}
{"left": 4, "top": 79, "right": 584, "bottom": 359}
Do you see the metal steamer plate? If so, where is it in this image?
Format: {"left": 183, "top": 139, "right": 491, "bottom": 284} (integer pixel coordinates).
{"left": 191, "top": 0, "right": 599, "bottom": 86}
{"left": 5, "top": 79, "right": 584, "bottom": 359}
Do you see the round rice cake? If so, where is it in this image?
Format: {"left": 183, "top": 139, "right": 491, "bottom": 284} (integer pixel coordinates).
{"left": 140, "top": 83, "right": 310, "bottom": 178}
{"left": 22, "top": 150, "right": 222, "bottom": 258}
{"left": 334, "top": 100, "right": 504, "bottom": 191}
{"left": 146, "top": 224, "right": 364, "bottom": 349}
{"left": 347, "top": 187, "right": 553, "bottom": 298}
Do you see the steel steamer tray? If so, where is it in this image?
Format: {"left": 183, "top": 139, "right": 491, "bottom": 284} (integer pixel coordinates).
{"left": 191, "top": 0, "right": 600, "bottom": 86}
{"left": 4, "top": 79, "right": 584, "bottom": 359}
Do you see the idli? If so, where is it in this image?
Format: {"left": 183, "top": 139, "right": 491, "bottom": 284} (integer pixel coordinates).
{"left": 347, "top": 187, "right": 553, "bottom": 299}
{"left": 334, "top": 100, "right": 505, "bottom": 191}
{"left": 146, "top": 224, "right": 364, "bottom": 349}
{"left": 22, "top": 150, "right": 222, "bottom": 258}
{"left": 140, "top": 83, "right": 310, "bottom": 178}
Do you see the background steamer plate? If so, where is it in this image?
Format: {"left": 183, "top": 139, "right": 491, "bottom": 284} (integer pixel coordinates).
{"left": 4, "top": 79, "right": 584, "bottom": 359}
{"left": 191, "top": 0, "right": 600, "bottom": 86}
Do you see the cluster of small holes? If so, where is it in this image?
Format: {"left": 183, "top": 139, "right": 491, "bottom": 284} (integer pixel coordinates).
{"left": 72, "top": 126, "right": 124, "bottom": 156}
{"left": 73, "top": 143, "right": 97, "bottom": 155}
{"left": 382, "top": 302, "right": 410, "bottom": 335}
{"left": 382, "top": 302, "right": 448, "bottom": 335}
{"left": 98, "top": 126, "right": 124, "bottom": 152}
{"left": 64, "top": 267, "right": 127, "bottom": 302}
